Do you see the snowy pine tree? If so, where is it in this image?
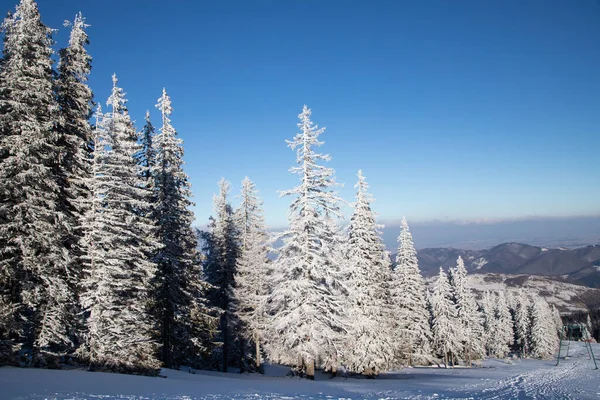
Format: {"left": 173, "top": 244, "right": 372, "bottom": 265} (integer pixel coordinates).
{"left": 232, "top": 177, "right": 270, "bottom": 370}
{"left": 0, "top": 0, "right": 76, "bottom": 364}
{"left": 448, "top": 256, "right": 485, "bottom": 364}
{"left": 267, "top": 105, "right": 346, "bottom": 379}
{"left": 55, "top": 12, "right": 94, "bottom": 351}
{"left": 530, "top": 296, "right": 558, "bottom": 359}
{"left": 495, "top": 291, "right": 514, "bottom": 358}
{"left": 150, "top": 88, "right": 216, "bottom": 369}
{"left": 514, "top": 290, "right": 532, "bottom": 357}
{"left": 390, "top": 217, "right": 433, "bottom": 366}
{"left": 202, "top": 178, "right": 240, "bottom": 372}
{"left": 137, "top": 110, "right": 155, "bottom": 182}
{"left": 551, "top": 305, "right": 563, "bottom": 337}
{"left": 343, "top": 170, "right": 391, "bottom": 376}
{"left": 483, "top": 291, "right": 513, "bottom": 358}
{"left": 80, "top": 75, "right": 159, "bottom": 374}
{"left": 431, "top": 268, "right": 462, "bottom": 367}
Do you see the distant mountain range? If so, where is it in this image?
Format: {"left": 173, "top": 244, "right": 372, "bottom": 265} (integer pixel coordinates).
{"left": 415, "top": 242, "right": 600, "bottom": 288}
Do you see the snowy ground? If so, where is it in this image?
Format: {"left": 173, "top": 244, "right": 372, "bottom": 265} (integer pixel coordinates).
{"left": 2, "top": 342, "right": 599, "bottom": 400}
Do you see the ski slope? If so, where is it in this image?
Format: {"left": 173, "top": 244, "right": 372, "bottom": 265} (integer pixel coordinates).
{"left": 1, "top": 342, "right": 599, "bottom": 399}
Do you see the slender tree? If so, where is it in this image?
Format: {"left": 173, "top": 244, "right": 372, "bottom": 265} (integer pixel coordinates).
{"left": 232, "top": 177, "right": 270, "bottom": 371}
{"left": 530, "top": 296, "right": 558, "bottom": 359}
{"left": 343, "top": 170, "right": 391, "bottom": 376}
{"left": 496, "top": 291, "right": 514, "bottom": 357}
{"left": 551, "top": 305, "right": 563, "bottom": 337}
{"left": 391, "top": 217, "right": 433, "bottom": 366}
{"left": 448, "top": 256, "right": 485, "bottom": 364}
{"left": 150, "top": 88, "right": 216, "bottom": 369}
{"left": 202, "top": 178, "right": 240, "bottom": 372}
{"left": 431, "top": 267, "right": 462, "bottom": 367}
{"left": 267, "top": 105, "right": 346, "bottom": 379}
{"left": 513, "top": 290, "right": 532, "bottom": 357}
{"left": 137, "top": 110, "right": 156, "bottom": 182}
{"left": 80, "top": 76, "right": 159, "bottom": 374}
{"left": 55, "top": 12, "right": 94, "bottom": 352}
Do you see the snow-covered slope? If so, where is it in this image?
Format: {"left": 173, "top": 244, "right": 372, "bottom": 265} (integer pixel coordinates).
{"left": 424, "top": 273, "right": 600, "bottom": 312}
{"left": 469, "top": 274, "right": 597, "bottom": 312}
{"left": 1, "top": 342, "right": 599, "bottom": 399}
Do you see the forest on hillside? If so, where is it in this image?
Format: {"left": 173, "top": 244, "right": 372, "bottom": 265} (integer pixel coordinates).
{"left": 0, "top": 0, "right": 584, "bottom": 379}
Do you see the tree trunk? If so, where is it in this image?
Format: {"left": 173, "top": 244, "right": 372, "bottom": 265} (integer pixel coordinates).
{"left": 239, "top": 336, "right": 245, "bottom": 373}
{"left": 306, "top": 357, "right": 315, "bottom": 380}
{"left": 255, "top": 330, "right": 261, "bottom": 369}
{"left": 162, "top": 313, "right": 171, "bottom": 369}
{"left": 467, "top": 343, "right": 472, "bottom": 367}
{"left": 221, "top": 312, "right": 228, "bottom": 372}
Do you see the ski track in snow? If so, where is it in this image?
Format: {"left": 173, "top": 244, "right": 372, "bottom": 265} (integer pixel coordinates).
{"left": 447, "top": 352, "right": 599, "bottom": 399}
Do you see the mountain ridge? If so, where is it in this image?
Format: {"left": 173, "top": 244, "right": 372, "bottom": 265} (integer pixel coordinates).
{"left": 415, "top": 242, "right": 600, "bottom": 288}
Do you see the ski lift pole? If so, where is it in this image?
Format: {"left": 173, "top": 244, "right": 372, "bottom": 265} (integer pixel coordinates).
{"left": 556, "top": 325, "right": 565, "bottom": 366}
{"left": 584, "top": 330, "right": 598, "bottom": 370}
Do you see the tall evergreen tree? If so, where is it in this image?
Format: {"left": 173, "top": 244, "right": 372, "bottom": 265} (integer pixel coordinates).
{"left": 267, "top": 105, "right": 346, "bottom": 379}
{"left": 514, "top": 290, "right": 532, "bottom": 357}
{"left": 495, "top": 291, "right": 514, "bottom": 358}
{"left": 150, "top": 88, "right": 216, "bottom": 369}
{"left": 80, "top": 76, "right": 159, "bottom": 374}
{"left": 480, "top": 291, "right": 495, "bottom": 356}
{"left": 391, "top": 217, "right": 433, "bottom": 366}
{"left": 530, "top": 296, "right": 558, "bottom": 359}
{"left": 55, "top": 12, "right": 94, "bottom": 351}
{"left": 448, "top": 256, "right": 485, "bottom": 364}
{"left": 137, "top": 110, "right": 155, "bottom": 182}
{"left": 0, "top": 0, "right": 75, "bottom": 364}
{"left": 431, "top": 267, "right": 462, "bottom": 367}
{"left": 551, "top": 305, "right": 563, "bottom": 337}
{"left": 232, "top": 177, "right": 270, "bottom": 370}
{"left": 202, "top": 178, "right": 239, "bottom": 372}
{"left": 343, "top": 170, "right": 391, "bottom": 376}
{"left": 483, "top": 291, "right": 513, "bottom": 358}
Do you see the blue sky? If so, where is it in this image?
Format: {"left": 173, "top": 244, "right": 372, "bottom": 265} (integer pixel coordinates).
{"left": 23, "top": 0, "right": 600, "bottom": 228}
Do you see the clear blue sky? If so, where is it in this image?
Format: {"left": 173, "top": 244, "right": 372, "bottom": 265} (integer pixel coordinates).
{"left": 22, "top": 0, "right": 600, "bottom": 228}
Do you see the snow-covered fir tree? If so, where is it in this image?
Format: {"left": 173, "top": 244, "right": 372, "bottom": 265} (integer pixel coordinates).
{"left": 137, "top": 110, "right": 156, "bottom": 182}
{"left": 55, "top": 11, "right": 94, "bottom": 240}
{"left": 551, "top": 305, "right": 563, "bottom": 338}
{"left": 448, "top": 256, "right": 485, "bottom": 364}
{"left": 480, "top": 291, "right": 497, "bottom": 356}
{"left": 583, "top": 314, "right": 592, "bottom": 341}
{"left": 482, "top": 291, "right": 513, "bottom": 358}
{"left": 267, "top": 105, "right": 346, "bottom": 379}
{"left": 390, "top": 217, "right": 432, "bottom": 366}
{"left": 232, "top": 177, "right": 270, "bottom": 370}
{"left": 202, "top": 178, "right": 240, "bottom": 372}
{"left": 0, "top": 0, "right": 76, "bottom": 364}
{"left": 343, "top": 170, "right": 391, "bottom": 376}
{"left": 495, "top": 291, "right": 514, "bottom": 358}
{"left": 150, "top": 88, "right": 216, "bottom": 369}
{"left": 431, "top": 267, "right": 462, "bottom": 367}
{"left": 79, "top": 75, "right": 159, "bottom": 374}
{"left": 530, "top": 296, "right": 558, "bottom": 359}
{"left": 513, "top": 290, "right": 532, "bottom": 357}
{"left": 54, "top": 12, "right": 94, "bottom": 350}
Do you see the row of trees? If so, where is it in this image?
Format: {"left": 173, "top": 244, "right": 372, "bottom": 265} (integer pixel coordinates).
{"left": 201, "top": 105, "right": 562, "bottom": 378}
{"left": 0, "top": 0, "right": 217, "bottom": 373}
{"left": 0, "top": 0, "right": 565, "bottom": 377}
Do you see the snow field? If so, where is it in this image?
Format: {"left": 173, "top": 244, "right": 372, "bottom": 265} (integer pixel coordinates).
{"left": 2, "top": 342, "right": 598, "bottom": 400}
